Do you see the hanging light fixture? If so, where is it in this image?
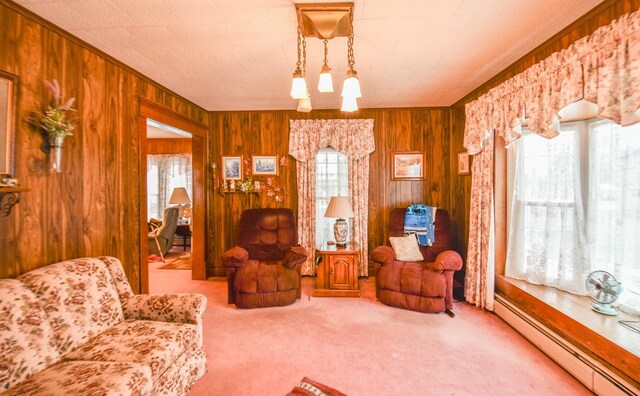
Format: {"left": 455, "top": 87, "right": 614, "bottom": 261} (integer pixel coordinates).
{"left": 318, "top": 39, "right": 334, "bottom": 93}
{"left": 290, "top": 29, "right": 308, "bottom": 99}
{"left": 340, "top": 95, "right": 358, "bottom": 112}
{"left": 298, "top": 90, "right": 312, "bottom": 112}
{"left": 292, "top": 3, "right": 361, "bottom": 112}
{"left": 341, "top": 7, "right": 361, "bottom": 100}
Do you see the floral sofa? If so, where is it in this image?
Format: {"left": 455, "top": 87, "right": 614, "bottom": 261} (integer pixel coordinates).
{"left": 0, "top": 256, "right": 207, "bottom": 396}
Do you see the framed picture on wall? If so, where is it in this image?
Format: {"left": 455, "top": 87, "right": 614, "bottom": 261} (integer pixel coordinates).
{"left": 252, "top": 155, "right": 278, "bottom": 175}
{"left": 222, "top": 155, "right": 242, "bottom": 180}
{"left": 391, "top": 151, "right": 425, "bottom": 181}
{"left": 457, "top": 151, "right": 470, "bottom": 175}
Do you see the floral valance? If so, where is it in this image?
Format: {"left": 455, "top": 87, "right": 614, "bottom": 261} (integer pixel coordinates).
{"left": 289, "top": 119, "right": 375, "bottom": 161}
{"left": 464, "top": 9, "right": 640, "bottom": 155}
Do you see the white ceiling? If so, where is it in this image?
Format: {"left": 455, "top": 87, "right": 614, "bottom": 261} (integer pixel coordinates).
{"left": 16, "top": 0, "right": 601, "bottom": 111}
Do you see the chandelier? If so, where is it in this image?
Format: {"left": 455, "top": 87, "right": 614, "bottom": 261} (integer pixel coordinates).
{"left": 290, "top": 3, "right": 361, "bottom": 113}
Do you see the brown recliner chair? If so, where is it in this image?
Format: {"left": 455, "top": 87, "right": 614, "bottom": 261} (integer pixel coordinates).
{"left": 371, "top": 208, "right": 463, "bottom": 316}
{"left": 221, "top": 208, "right": 308, "bottom": 309}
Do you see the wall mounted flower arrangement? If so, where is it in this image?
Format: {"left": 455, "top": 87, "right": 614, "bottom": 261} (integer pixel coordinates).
{"left": 30, "top": 79, "right": 77, "bottom": 173}
{"left": 221, "top": 155, "right": 288, "bottom": 203}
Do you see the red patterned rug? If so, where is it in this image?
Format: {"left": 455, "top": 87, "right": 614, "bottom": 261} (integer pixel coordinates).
{"left": 287, "top": 377, "right": 347, "bottom": 396}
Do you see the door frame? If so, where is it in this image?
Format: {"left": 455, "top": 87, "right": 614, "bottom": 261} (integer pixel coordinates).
{"left": 138, "top": 97, "right": 208, "bottom": 293}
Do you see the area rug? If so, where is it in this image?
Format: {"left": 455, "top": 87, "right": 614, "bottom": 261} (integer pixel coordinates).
{"left": 159, "top": 254, "right": 192, "bottom": 270}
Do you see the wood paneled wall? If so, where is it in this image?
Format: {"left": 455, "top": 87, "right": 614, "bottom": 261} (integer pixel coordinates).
{"left": 448, "top": 0, "right": 639, "bottom": 270}
{"left": 207, "top": 108, "right": 452, "bottom": 277}
{"left": 0, "top": 0, "right": 208, "bottom": 293}
{"left": 147, "top": 138, "right": 192, "bottom": 155}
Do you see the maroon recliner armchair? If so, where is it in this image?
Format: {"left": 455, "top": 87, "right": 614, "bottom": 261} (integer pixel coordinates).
{"left": 371, "top": 208, "right": 463, "bottom": 316}
{"left": 221, "top": 208, "right": 308, "bottom": 309}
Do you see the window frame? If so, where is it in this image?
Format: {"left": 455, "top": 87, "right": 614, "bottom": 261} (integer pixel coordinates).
{"left": 315, "top": 147, "right": 349, "bottom": 247}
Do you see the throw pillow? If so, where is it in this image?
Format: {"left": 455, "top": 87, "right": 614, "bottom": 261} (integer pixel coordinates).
{"left": 389, "top": 234, "right": 424, "bottom": 261}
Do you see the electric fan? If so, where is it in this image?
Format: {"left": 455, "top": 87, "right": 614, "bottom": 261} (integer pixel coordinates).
{"left": 585, "top": 270, "right": 623, "bottom": 316}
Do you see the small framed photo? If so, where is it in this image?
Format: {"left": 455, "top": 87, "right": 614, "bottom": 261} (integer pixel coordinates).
{"left": 222, "top": 155, "right": 242, "bottom": 180}
{"left": 252, "top": 155, "right": 278, "bottom": 176}
{"left": 391, "top": 151, "right": 425, "bottom": 181}
{"left": 457, "top": 151, "right": 470, "bottom": 175}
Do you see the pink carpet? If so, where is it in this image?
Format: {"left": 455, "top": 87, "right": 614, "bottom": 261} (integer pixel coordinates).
{"left": 149, "top": 268, "right": 590, "bottom": 395}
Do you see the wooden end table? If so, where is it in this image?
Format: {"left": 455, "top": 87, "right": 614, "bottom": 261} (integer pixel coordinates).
{"left": 175, "top": 224, "right": 192, "bottom": 251}
{"left": 313, "top": 242, "right": 360, "bottom": 297}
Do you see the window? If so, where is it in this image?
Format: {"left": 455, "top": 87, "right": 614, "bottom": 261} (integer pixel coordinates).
{"left": 506, "top": 120, "right": 640, "bottom": 315}
{"left": 147, "top": 154, "right": 192, "bottom": 220}
{"left": 316, "top": 148, "right": 349, "bottom": 246}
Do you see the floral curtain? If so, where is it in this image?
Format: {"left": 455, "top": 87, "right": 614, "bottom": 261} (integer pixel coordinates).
{"left": 463, "top": 10, "right": 640, "bottom": 310}
{"left": 464, "top": 9, "right": 640, "bottom": 155}
{"left": 464, "top": 137, "right": 495, "bottom": 310}
{"left": 289, "top": 119, "right": 375, "bottom": 276}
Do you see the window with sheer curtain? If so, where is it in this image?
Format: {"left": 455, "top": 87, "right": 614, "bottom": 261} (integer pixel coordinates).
{"left": 506, "top": 120, "right": 640, "bottom": 315}
{"left": 316, "top": 148, "right": 349, "bottom": 247}
{"left": 147, "top": 154, "right": 192, "bottom": 220}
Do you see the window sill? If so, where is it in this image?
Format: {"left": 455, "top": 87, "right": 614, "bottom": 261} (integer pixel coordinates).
{"left": 496, "top": 275, "right": 640, "bottom": 387}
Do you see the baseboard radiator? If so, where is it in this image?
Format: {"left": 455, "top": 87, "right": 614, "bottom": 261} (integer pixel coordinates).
{"left": 494, "top": 295, "right": 639, "bottom": 395}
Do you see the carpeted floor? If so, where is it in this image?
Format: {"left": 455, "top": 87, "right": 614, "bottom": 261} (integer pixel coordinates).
{"left": 148, "top": 270, "right": 590, "bottom": 395}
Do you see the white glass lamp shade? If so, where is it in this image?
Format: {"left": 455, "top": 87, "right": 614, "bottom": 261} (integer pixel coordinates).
{"left": 324, "top": 196, "right": 355, "bottom": 219}
{"left": 297, "top": 91, "right": 312, "bottom": 113}
{"left": 290, "top": 68, "right": 308, "bottom": 99}
{"left": 169, "top": 187, "right": 191, "bottom": 205}
{"left": 341, "top": 69, "right": 361, "bottom": 99}
{"left": 341, "top": 95, "right": 358, "bottom": 112}
{"left": 318, "top": 65, "right": 334, "bottom": 93}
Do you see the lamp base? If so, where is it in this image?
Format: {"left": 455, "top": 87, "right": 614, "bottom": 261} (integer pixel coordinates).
{"left": 333, "top": 218, "right": 349, "bottom": 247}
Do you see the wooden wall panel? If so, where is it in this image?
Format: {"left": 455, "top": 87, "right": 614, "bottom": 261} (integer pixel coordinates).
{"left": 146, "top": 138, "right": 192, "bottom": 154}
{"left": 0, "top": 0, "right": 208, "bottom": 292}
{"left": 206, "top": 108, "right": 451, "bottom": 277}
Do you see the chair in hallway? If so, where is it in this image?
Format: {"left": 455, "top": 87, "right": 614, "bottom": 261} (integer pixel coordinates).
{"left": 148, "top": 206, "right": 180, "bottom": 260}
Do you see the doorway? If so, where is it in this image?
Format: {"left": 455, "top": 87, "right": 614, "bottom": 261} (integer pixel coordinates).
{"left": 139, "top": 98, "right": 207, "bottom": 293}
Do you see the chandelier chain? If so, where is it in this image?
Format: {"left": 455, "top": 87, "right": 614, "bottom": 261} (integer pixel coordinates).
{"left": 347, "top": 7, "right": 355, "bottom": 70}
{"left": 296, "top": 29, "right": 302, "bottom": 69}
{"left": 323, "top": 39, "right": 329, "bottom": 67}
{"left": 302, "top": 34, "right": 307, "bottom": 75}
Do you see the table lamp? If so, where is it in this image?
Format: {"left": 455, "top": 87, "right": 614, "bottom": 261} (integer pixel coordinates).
{"left": 169, "top": 187, "right": 191, "bottom": 223}
{"left": 324, "top": 196, "right": 355, "bottom": 247}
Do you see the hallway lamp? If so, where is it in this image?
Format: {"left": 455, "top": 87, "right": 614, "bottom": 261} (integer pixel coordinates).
{"left": 169, "top": 187, "right": 191, "bottom": 223}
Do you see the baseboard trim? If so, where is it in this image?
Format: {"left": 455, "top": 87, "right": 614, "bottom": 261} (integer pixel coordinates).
{"left": 494, "top": 295, "right": 639, "bottom": 395}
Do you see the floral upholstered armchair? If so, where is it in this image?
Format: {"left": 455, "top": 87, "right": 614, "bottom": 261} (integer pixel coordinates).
{"left": 0, "top": 256, "right": 207, "bottom": 395}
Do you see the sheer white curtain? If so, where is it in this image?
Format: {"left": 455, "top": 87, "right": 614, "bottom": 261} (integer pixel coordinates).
{"left": 147, "top": 154, "right": 192, "bottom": 220}
{"left": 506, "top": 121, "right": 640, "bottom": 313}
{"left": 588, "top": 121, "right": 640, "bottom": 314}
{"left": 506, "top": 127, "right": 590, "bottom": 294}
{"left": 315, "top": 148, "right": 349, "bottom": 246}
